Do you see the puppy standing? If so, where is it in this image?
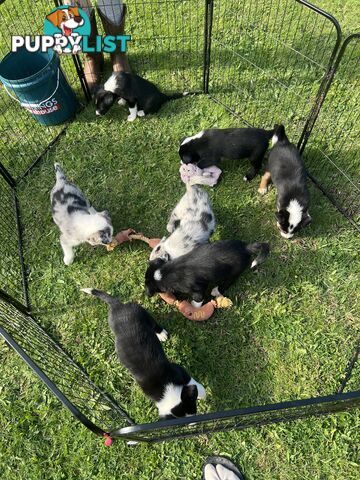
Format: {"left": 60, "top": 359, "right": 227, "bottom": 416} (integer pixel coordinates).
{"left": 258, "top": 125, "right": 311, "bottom": 238}
{"left": 51, "top": 164, "right": 113, "bottom": 265}
{"left": 179, "top": 127, "right": 275, "bottom": 181}
{"left": 150, "top": 184, "right": 216, "bottom": 262}
{"left": 146, "top": 240, "right": 270, "bottom": 307}
{"left": 94, "top": 71, "right": 188, "bottom": 119}
{"left": 81, "top": 288, "right": 206, "bottom": 419}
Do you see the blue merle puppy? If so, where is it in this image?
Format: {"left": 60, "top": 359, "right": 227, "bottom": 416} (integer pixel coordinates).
{"left": 150, "top": 184, "right": 216, "bottom": 262}
{"left": 51, "top": 163, "right": 113, "bottom": 265}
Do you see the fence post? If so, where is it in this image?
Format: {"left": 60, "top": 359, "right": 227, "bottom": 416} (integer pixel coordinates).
{"left": 203, "top": 0, "right": 214, "bottom": 94}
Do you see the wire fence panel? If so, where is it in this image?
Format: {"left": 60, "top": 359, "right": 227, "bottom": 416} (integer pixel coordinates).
{"left": 0, "top": 0, "right": 87, "bottom": 180}
{"left": 0, "top": 297, "right": 133, "bottom": 433}
{"left": 123, "top": 0, "right": 205, "bottom": 92}
{"left": 111, "top": 391, "right": 360, "bottom": 443}
{"left": 301, "top": 34, "right": 360, "bottom": 227}
{"left": 208, "top": 0, "right": 341, "bottom": 143}
{"left": 0, "top": 176, "right": 27, "bottom": 306}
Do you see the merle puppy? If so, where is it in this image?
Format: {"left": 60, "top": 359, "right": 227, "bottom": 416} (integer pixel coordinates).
{"left": 94, "top": 71, "right": 188, "bottom": 120}
{"left": 145, "top": 240, "right": 270, "bottom": 307}
{"left": 51, "top": 163, "right": 113, "bottom": 265}
{"left": 179, "top": 127, "right": 275, "bottom": 181}
{"left": 258, "top": 124, "right": 311, "bottom": 239}
{"left": 150, "top": 184, "right": 215, "bottom": 262}
{"left": 81, "top": 288, "right": 206, "bottom": 418}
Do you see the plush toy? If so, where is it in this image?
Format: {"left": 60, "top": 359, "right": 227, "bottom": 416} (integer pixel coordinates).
{"left": 106, "top": 231, "right": 232, "bottom": 321}
{"left": 179, "top": 163, "right": 222, "bottom": 187}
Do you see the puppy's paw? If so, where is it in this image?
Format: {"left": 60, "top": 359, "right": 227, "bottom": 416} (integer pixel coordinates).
{"left": 157, "top": 329, "right": 168, "bottom": 342}
{"left": 63, "top": 256, "right": 74, "bottom": 266}
{"left": 215, "top": 296, "right": 233, "bottom": 308}
{"left": 243, "top": 175, "right": 249, "bottom": 182}
{"left": 258, "top": 187, "right": 268, "bottom": 195}
{"left": 127, "top": 114, "right": 137, "bottom": 122}
{"left": 118, "top": 98, "right": 126, "bottom": 106}
{"left": 137, "top": 110, "right": 145, "bottom": 117}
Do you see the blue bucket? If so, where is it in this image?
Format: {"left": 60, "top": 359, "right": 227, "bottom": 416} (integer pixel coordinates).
{"left": 0, "top": 47, "right": 79, "bottom": 126}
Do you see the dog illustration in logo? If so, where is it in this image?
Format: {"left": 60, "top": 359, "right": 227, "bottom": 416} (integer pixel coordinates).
{"left": 46, "top": 7, "right": 85, "bottom": 54}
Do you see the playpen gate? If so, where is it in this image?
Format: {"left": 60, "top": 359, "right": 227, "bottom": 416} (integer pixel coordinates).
{"left": 0, "top": 0, "right": 359, "bottom": 443}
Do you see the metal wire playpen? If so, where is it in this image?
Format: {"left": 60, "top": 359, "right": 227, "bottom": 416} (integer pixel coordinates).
{"left": 0, "top": 0, "right": 359, "bottom": 443}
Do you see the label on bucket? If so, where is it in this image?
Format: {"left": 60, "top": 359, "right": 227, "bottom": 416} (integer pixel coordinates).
{"left": 23, "top": 98, "right": 61, "bottom": 115}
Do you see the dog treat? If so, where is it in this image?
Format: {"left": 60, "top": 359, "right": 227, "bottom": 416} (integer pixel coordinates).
{"left": 179, "top": 163, "right": 222, "bottom": 187}
{"left": 213, "top": 296, "right": 233, "bottom": 308}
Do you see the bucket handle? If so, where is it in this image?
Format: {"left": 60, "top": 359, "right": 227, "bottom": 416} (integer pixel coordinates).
{"left": 3, "top": 68, "right": 60, "bottom": 108}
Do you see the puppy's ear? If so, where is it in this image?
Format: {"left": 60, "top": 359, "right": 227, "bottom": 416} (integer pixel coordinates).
{"left": 100, "top": 210, "right": 111, "bottom": 222}
{"left": 301, "top": 212, "right": 312, "bottom": 228}
{"left": 91, "top": 84, "right": 102, "bottom": 98}
{"left": 181, "top": 384, "right": 198, "bottom": 402}
{"left": 275, "top": 124, "right": 285, "bottom": 138}
{"left": 275, "top": 210, "right": 288, "bottom": 222}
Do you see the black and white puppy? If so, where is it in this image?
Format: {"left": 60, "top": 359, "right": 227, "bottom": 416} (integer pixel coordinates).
{"left": 258, "top": 125, "right": 311, "bottom": 239}
{"left": 94, "top": 71, "right": 188, "bottom": 120}
{"left": 81, "top": 288, "right": 206, "bottom": 418}
{"left": 51, "top": 163, "right": 113, "bottom": 265}
{"left": 145, "top": 240, "right": 270, "bottom": 307}
{"left": 150, "top": 184, "right": 215, "bottom": 262}
{"left": 179, "top": 127, "right": 275, "bottom": 181}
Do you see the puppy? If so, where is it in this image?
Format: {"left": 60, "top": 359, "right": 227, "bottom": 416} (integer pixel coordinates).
{"left": 51, "top": 163, "right": 113, "bottom": 265}
{"left": 258, "top": 125, "right": 311, "bottom": 239}
{"left": 145, "top": 240, "right": 270, "bottom": 307}
{"left": 94, "top": 71, "right": 188, "bottom": 120}
{"left": 150, "top": 184, "right": 215, "bottom": 262}
{"left": 81, "top": 288, "right": 206, "bottom": 418}
{"left": 179, "top": 127, "right": 275, "bottom": 181}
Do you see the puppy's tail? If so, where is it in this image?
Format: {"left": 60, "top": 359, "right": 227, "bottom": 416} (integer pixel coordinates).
{"left": 166, "top": 91, "right": 189, "bottom": 101}
{"left": 81, "top": 288, "right": 118, "bottom": 305}
{"left": 54, "top": 163, "right": 66, "bottom": 182}
{"left": 246, "top": 242, "right": 270, "bottom": 269}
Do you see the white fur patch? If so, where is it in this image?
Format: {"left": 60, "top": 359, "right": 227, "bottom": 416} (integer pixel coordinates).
{"left": 154, "top": 269, "right": 162, "bottom": 281}
{"left": 156, "top": 329, "right": 168, "bottom": 342}
{"left": 271, "top": 134, "right": 278, "bottom": 147}
{"left": 137, "top": 110, "right": 145, "bottom": 117}
{"left": 211, "top": 286, "right": 221, "bottom": 297}
{"left": 118, "top": 98, "right": 126, "bottom": 106}
{"left": 287, "top": 199, "right": 303, "bottom": 231}
{"left": 156, "top": 383, "right": 183, "bottom": 416}
{"left": 251, "top": 259, "right": 258, "bottom": 268}
{"left": 80, "top": 288, "right": 93, "bottom": 295}
{"left": 104, "top": 73, "right": 118, "bottom": 93}
{"left": 191, "top": 300, "right": 203, "bottom": 308}
{"left": 127, "top": 104, "right": 138, "bottom": 122}
{"left": 181, "top": 130, "right": 204, "bottom": 146}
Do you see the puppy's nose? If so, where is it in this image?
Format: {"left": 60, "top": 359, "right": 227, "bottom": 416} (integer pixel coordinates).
{"left": 96, "top": 110, "right": 101, "bottom": 116}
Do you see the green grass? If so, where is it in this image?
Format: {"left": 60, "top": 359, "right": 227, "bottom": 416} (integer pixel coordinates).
{"left": 1, "top": 0, "right": 360, "bottom": 479}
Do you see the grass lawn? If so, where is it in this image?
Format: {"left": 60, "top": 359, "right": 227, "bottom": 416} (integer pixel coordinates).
{"left": 0, "top": 1, "right": 359, "bottom": 479}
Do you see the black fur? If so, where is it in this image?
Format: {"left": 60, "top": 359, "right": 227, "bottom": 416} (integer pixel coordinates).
{"left": 267, "top": 125, "right": 311, "bottom": 237}
{"left": 94, "top": 71, "right": 186, "bottom": 116}
{"left": 145, "top": 240, "right": 270, "bottom": 304}
{"left": 82, "top": 289, "right": 201, "bottom": 418}
{"left": 179, "top": 127, "right": 275, "bottom": 181}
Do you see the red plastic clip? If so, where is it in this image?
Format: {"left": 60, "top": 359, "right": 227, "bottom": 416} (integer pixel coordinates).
{"left": 103, "top": 433, "right": 113, "bottom": 447}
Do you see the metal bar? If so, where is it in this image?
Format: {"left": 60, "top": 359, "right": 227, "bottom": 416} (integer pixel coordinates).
{"left": 0, "top": 162, "right": 16, "bottom": 188}
{"left": 12, "top": 189, "right": 30, "bottom": 309}
{"left": 203, "top": 0, "right": 214, "bottom": 94}
{"left": 337, "top": 343, "right": 360, "bottom": 394}
{"left": 0, "top": 325, "right": 105, "bottom": 436}
{"left": 110, "top": 390, "right": 360, "bottom": 442}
